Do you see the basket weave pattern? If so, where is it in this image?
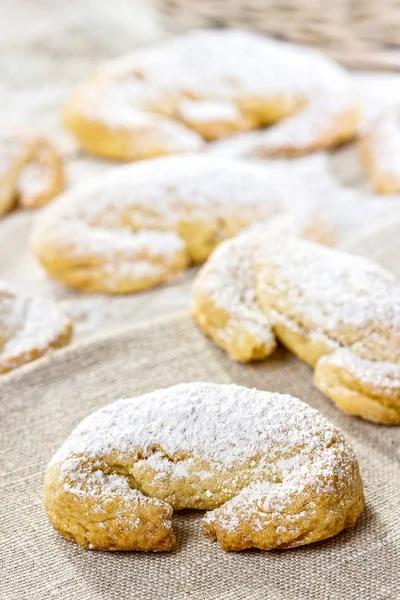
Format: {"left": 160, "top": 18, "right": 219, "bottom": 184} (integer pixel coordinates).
{"left": 151, "top": 0, "right": 400, "bottom": 70}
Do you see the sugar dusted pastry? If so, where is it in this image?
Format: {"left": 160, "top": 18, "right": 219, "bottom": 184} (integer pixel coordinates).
{"left": 192, "top": 234, "right": 400, "bottom": 424}
{"left": 0, "top": 132, "right": 64, "bottom": 217}
{"left": 0, "top": 279, "right": 73, "bottom": 374}
{"left": 32, "top": 155, "right": 332, "bottom": 294}
{"left": 43, "top": 382, "right": 364, "bottom": 552}
{"left": 63, "top": 30, "right": 359, "bottom": 161}
{"left": 360, "top": 104, "right": 400, "bottom": 194}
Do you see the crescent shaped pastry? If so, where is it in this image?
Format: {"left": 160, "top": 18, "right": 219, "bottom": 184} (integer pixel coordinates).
{"left": 192, "top": 234, "right": 400, "bottom": 424}
{"left": 32, "top": 155, "right": 332, "bottom": 294}
{"left": 44, "top": 383, "right": 364, "bottom": 552}
{"left": 63, "top": 30, "right": 359, "bottom": 161}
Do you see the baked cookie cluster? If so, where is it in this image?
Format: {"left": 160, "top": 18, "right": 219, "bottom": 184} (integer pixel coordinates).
{"left": 44, "top": 383, "right": 364, "bottom": 552}
{"left": 192, "top": 234, "right": 400, "bottom": 424}
{"left": 0, "top": 26, "right": 396, "bottom": 564}
{"left": 63, "top": 29, "right": 359, "bottom": 161}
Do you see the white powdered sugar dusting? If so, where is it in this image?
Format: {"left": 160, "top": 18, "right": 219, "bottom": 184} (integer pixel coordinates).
{"left": 177, "top": 99, "right": 243, "bottom": 124}
{"left": 193, "top": 230, "right": 274, "bottom": 351}
{"left": 0, "top": 279, "right": 71, "bottom": 372}
{"left": 368, "top": 105, "right": 400, "bottom": 179}
{"left": 255, "top": 236, "right": 400, "bottom": 363}
{"left": 0, "top": 134, "right": 27, "bottom": 208}
{"left": 38, "top": 155, "right": 288, "bottom": 225}
{"left": 71, "top": 76, "right": 204, "bottom": 153}
{"left": 73, "top": 29, "right": 356, "bottom": 152}
{"left": 0, "top": 134, "right": 25, "bottom": 180}
{"left": 192, "top": 213, "right": 331, "bottom": 356}
{"left": 17, "top": 160, "right": 51, "bottom": 199}
{"left": 53, "top": 382, "right": 356, "bottom": 505}
{"left": 0, "top": 131, "right": 62, "bottom": 212}
{"left": 319, "top": 348, "right": 400, "bottom": 393}
{"left": 209, "top": 91, "right": 352, "bottom": 158}
{"left": 33, "top": 155, "right": 323, "bottom": 284}
{"left": 193, "top": 232, "right": 400, "bottom": 392}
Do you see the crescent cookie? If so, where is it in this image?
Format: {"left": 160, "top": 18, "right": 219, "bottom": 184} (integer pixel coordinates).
{"left": 31, "top": 155, "right": 332, "bottom": 294}
{"left": 0, "top": 132, "right": 65, "bottom": 217}
{"left": 63, "top": 30, "right": 359, "bottom": 161}
{"left": 360, "top": 104, "right": 400, "bottom": 194}
{"left": 0, "top": 279, "right": 73, "bottom": 374}
{"left": 43, "top": 382, "right": 364, "bottom": 552}
{"left": 192, "top": 234, "right": 400, "bottom": 424}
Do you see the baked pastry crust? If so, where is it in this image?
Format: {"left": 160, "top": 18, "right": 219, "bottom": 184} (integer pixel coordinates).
{"left": 63, "top": 30, "right": 359, "bottom": 161}
{"left": 360, "top": 104, "right": 400, "bottom": 194}
{"left": 0, "top": 279, "right": 73, "bottom": 374}
{"left": 43, "top": 382, "right": 364, "bottom": 552}
{"left": 32, "top": 155, "right": 332, "bottom": 294}
{"left": 0, "top": 132, "right": 64, "bottom": 217}
{"left": 192, "top": 234, "right": 400, "bottom": 424}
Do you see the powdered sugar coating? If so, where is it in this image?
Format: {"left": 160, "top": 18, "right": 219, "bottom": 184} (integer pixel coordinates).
{"left": 366, "top": 105, "right": 400, "bottom": 179}
{"left": 178, "top": 99, "right": 243, "bottom": 124}
{"left": 0, "top": 134, "right": 27, "bottom": 215}
{"left": 191, "top": 214, "right": 332, "bottom": 361}
{"left": 0, "top": 134, "right": 25, "bottom": 180}
{"left": 192, "top": 234, "right": 400, "bottom": 422}
{"left": 66, "top": 29, "right": 358, "bottom": 157}
{"left": 18, "top": 159, "right": 52, "bottom": 200}
{"left": 37, "top": 155, "right": 288, "bottom": 225}
{"left": 318, "top": 349, "right": 400, "bottom": 396}
{"left": 46, "top": 382, "right": 363, "bottom": 551}
{"left": 209, "top": 90, "right": 351, "bottom": 157}
{"left": 191, "top": 229, "right": 275, "bottom": 361}
{"left": 32, "top": 155, "right": 326, "bottom": 293}
{"left": 195, "top": 232, "right": 400, "bottom": 364}
{"left": 0, "top": 279, "right": 72, "bottom": 373}
{"left": 0, "top": 131, "right": 64, "bottom": 215}
{"left": 51, "top": 382, "right": 356, "bottom": 493}
{"left": 255, "top": 236, "right": 400, "bottom": 363}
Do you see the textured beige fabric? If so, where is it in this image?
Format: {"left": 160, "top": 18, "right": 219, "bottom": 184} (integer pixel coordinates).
{"left": 1, "top": 313, "right": 399, "bottom": 600}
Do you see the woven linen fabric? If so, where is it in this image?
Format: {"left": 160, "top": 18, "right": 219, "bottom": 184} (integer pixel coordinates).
{"left": 1, "top": 312, "right": 399, "bottom": 600}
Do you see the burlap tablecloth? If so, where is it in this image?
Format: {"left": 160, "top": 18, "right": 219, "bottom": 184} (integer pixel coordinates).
{"left": 1, "top": 306, "right": 399, "bottom": 600}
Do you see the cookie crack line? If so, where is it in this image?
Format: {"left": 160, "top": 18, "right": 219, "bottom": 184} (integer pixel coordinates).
{"left": 44, "top": 383, "right": 364, "bottom": 552}
{"left": 63, "top": 29, "right": 359, "bottom": 161}
{"left": 31, "top": 155, "right": 333, "bottom": 294}
{"left": 192, "top": 234, "right": 400, "bottom": 424}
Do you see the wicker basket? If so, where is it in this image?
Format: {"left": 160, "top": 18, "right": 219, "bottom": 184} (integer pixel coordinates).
{"left": 151, "top": 0, "right": 400, "bottom": 70}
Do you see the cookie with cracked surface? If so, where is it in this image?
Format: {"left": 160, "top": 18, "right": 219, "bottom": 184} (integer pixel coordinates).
{"left": 0, "top": 279, "right": 73, "bottom": 374}
{"left": 192, "top": 234, "right": 400, "bottom": 424}
{"left": 0, "top": 132, "right": 64, "bottom": 217}
{"left": 360, "top": 104, "right": 400, "bottom": 194}
{"left": 43, "top": 382, "right": 364, "bottom": 552}
{"left": 63, "top": 30, "right": 359, "bottom": 161}
{"left": 32, "top": 155, "right": 332, "bottom": 294}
